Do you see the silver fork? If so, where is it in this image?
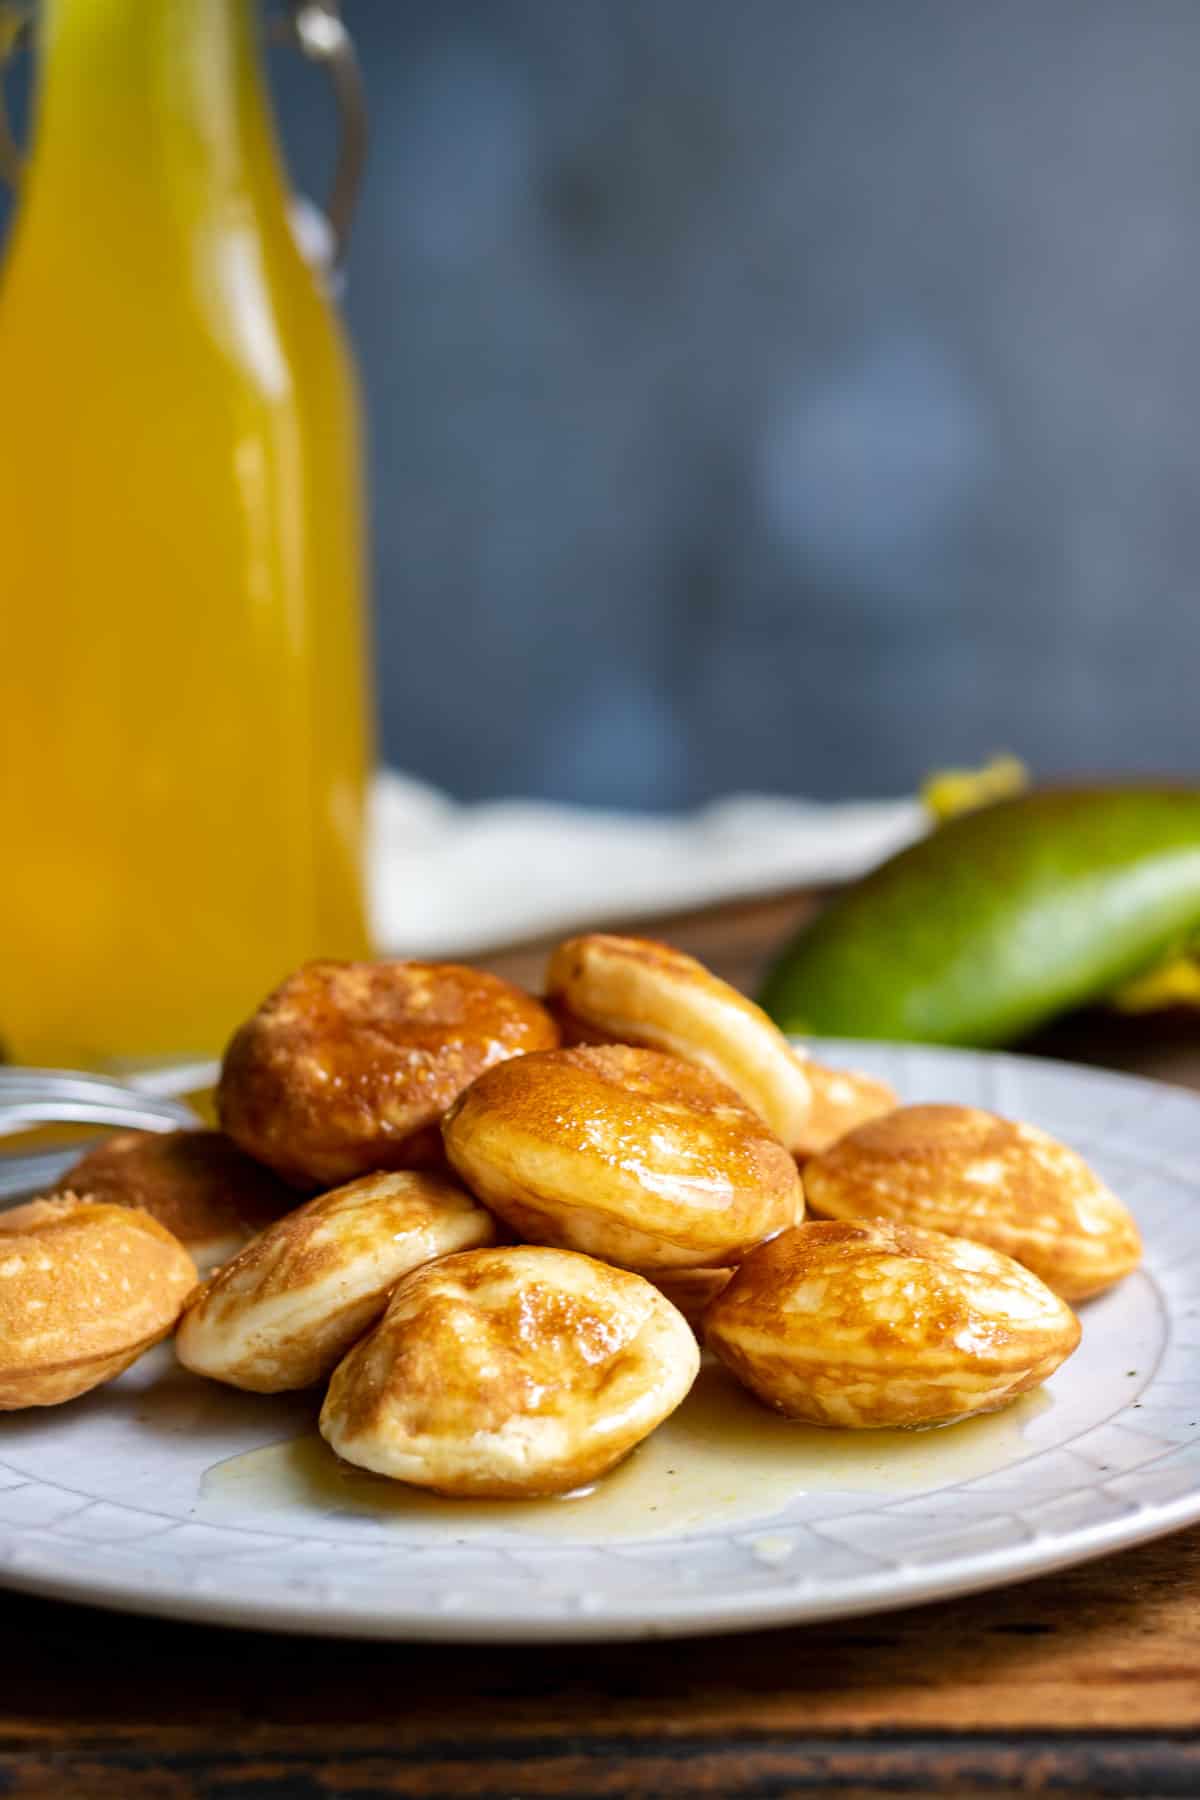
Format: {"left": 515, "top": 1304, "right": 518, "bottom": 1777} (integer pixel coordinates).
{"left": 0, "top": 1070, "right": 204, "bottom": 1202}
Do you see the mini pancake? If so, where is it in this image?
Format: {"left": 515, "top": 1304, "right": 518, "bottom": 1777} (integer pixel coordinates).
{"left": 320, "top": 1245, "right": 700, "bottom": 1497}
{"left": 175, "top": 1170, "right": 499, "bottom": 1393}
{"left": 706, "top": 1219, "right": 1081, "bottom": 1428}
{"left": 0, "top": 1195, "right": 197, "bottom": 1409}
{"left": 787, "top": 1057, "right": 898, "bottom": 1163}
{"left": 644, "top": 1266, "right": 734, "bottom": 1334}
{"left": 218, "top": 959, "right": 559, "bottom": 1189}
{"left": 442, "top": 1044, "right": 805, "bottom": 1272}
{"left": 803, "top": 1104, "right": 1141, "bottom": 1301}
{"left": 543, "top": 996, "right": 615, "bottom": 1047}
{"left": 51, "top": 1129, "right": 296, "bottom": 1274}
{"left": 545, "top": 935, "right": 813, "bottom": 1151}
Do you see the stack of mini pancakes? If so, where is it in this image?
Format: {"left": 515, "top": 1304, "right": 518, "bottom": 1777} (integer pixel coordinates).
{"left": 0, "top": 935, "right": 1141, "bottom": 1499}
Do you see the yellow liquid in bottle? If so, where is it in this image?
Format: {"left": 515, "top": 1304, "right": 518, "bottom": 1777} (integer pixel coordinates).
{"left": 0, "top": 0, "right": 372, "bottom": 1065}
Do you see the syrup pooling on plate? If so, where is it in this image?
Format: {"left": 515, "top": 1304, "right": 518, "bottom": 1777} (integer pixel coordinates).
{"left": 200, "top": 1359, "right": 1052, "bottom": 1541}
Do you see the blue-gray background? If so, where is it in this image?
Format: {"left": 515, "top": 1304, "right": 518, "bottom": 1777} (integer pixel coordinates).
{"left": 5, "top": 1, "right": 1198, "bottom": 806}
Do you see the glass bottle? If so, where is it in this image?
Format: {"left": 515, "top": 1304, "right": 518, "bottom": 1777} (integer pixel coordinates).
{"left": 0, "top": 0, "right": 373, "bottom": 1066}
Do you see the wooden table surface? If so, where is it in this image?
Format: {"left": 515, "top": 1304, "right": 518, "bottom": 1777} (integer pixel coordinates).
{"left": 7, "top": 891, "right": 1200, "bottom": 1799}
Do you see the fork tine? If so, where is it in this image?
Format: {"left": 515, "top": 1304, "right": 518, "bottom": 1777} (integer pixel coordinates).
{"left": 0, "top": 1070, "right": 187, "bottom": 1104}
{"left": 0, "top": 1100, "right": 198, "bottom": 1132}
{"left": 0, "top": 1148, "right": 87, "bottom": 1202}
{"left": 0, "top": 1069, "right": 203, "bottom": 1204}
{"left": 128, "top": 1060, "right": 220, "bottom": 1097}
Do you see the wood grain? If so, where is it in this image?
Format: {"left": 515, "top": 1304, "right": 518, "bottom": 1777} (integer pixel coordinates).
{"left": 3, "top": 1526, "right": 1200, "bottom": 1741}
{"left": 3, "top": 1733, "right": 1200, "bottom": 1799}
{"left": 4, "top": 890, "right": 1200, "bottom": 1796}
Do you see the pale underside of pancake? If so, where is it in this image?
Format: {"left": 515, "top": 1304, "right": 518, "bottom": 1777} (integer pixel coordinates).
{"left": 175, "top": 1169, "right": 498, "bottom": 1392}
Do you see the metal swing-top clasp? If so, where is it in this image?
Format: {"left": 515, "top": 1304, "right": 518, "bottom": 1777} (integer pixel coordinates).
{"left": 0, "top": 0, "right": 366, "bottom": 272}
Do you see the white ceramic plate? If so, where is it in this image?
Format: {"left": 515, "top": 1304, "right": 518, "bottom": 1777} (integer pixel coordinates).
{"left": 0, "top": 1042, "right": 1197, "bottom": 1642}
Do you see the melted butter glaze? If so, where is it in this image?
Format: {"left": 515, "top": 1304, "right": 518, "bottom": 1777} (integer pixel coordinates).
{"left": 201, "top": 1359, "right": 1050, "bottom": 1542}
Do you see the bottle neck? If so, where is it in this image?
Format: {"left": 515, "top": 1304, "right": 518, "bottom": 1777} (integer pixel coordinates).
{"left": 18, "top": 0, "right": 292, "bottom": 245}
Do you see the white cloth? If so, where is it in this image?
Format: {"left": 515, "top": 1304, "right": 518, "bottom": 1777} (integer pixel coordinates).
{"left": 369, "top": 772, "right": 924, "bottom": 956}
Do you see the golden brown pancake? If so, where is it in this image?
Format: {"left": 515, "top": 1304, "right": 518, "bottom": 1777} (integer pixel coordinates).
{"left": 442, "top": 1044, "right": 804, "bottom": 1271}
{"left": 545, "top": 935, "right": 813, "bottom": 1150}
{"left": 803, "top": 1104, "right": 1141, "bottom": 1301}
{"left": 706, "top": 1219, "right": 1081, "bottom": 1428}
{"left": 543, "top": 996, "right": 616, "bottom": 1046}
{"left": 787, "top": 1057, "right": 898, "bottom": 1162}
{"left": 320, "top": 1245, "right": 700, "bottom": 1497}
{"left": 0, "top": 1195, "right": 197, "bottom": 1409}
{"left": 51, "top": 1128, "right": 295, "bottom": 1274}
{"left": 218, "top": 959, "right": 559, "bottom": 1188}
{"left": 643, "top": 1265, "right": 734, "bottom": 1334}
{"left": 175, "top": 1169, "right": 499, "bottom": 1393}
